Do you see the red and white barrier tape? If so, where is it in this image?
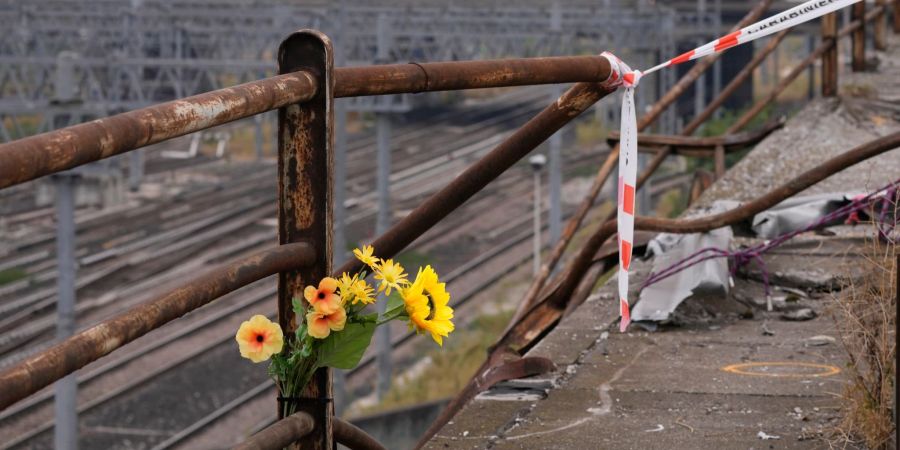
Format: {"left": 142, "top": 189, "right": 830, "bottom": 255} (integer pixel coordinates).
{"left": 602, "top": 0, "right": 860, "bottom": 332}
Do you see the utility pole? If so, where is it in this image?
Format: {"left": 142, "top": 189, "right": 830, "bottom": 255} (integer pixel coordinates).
{"left": 53, "top": 172, "right": 79, "bottom": 450}
{"left": 547, "top": 3, "right": 563, "bottom": 245}
{"left": 529, "top": 154, "right": 546, "bottom": 276}
{"left": 374, "top": 13, "right": 393, "bottom": 401}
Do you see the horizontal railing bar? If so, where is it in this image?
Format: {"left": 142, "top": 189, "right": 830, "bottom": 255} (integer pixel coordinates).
{"left": 333, "top": 55, "right": 611, "bottom": 98}
{"left": 233, "top": 412, "right": 315, "bottom": 450}
{"left": 0, "top": 55, "right": 611, "bottom": 191}
{"left": 334, "top": 80, "right": 616, "bottom": 277}
{"left": 0, "top": 242, "right": 316, "bottom": 411}
{"left": 606, "top": 118, "right": 784, "bottom": 152}
{"left": 0, "top": 72, "right": 318, "bottom": 190}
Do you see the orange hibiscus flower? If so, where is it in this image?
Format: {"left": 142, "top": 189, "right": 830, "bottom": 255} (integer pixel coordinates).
{"left": 303, "top": 277, "right": 341, "bottom": 314}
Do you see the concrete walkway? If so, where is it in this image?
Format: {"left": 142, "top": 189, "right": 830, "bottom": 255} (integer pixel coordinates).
{"left": 424, "top": 33, "right": 900, "bottom": 450}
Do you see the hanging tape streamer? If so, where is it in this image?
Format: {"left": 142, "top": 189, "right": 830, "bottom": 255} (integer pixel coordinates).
{"left": 604, "top": 0, "right": 862, "bottom": 333}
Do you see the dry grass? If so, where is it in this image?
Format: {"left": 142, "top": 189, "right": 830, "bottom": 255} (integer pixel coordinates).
{"left": 830, "top": 225, "right": 896, "bottom": 449}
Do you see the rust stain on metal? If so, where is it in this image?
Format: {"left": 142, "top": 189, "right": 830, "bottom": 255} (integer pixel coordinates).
{"left": 0, "top": 73, "right": 317, "bottom": 189}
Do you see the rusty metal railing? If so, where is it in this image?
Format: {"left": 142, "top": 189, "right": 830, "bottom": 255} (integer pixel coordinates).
{"left": 0, "top": 1, "right": 897, "bottom": 448}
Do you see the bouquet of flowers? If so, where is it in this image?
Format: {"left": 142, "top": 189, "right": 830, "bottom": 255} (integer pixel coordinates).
{"left": 234, "top": 245, "right": 454, "bottom": 417}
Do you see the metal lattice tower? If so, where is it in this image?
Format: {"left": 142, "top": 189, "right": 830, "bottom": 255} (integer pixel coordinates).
{"left": 0, "top": 0, "right": 692, "bottom": 139}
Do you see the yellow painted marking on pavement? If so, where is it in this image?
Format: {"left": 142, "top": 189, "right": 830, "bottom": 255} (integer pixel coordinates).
{"left": 721, "top": 361, "right": 841, "bottom": 378}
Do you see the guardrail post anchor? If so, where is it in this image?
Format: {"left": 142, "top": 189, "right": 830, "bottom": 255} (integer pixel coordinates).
{"left": 277, "top": 29, "right": 334, "bottom": 450}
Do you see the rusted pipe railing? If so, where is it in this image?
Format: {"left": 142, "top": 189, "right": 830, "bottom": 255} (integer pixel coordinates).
{"left": 606, "top": 119, "right": 784, "bottom": 156}
{"left": 333, "top": 79, "right": 616, "bottom": 277}
{"left": 334, "top": 418, "right": 389, "bottom": 450}
{"left": 334, "top": 55, "right": 612, "bottom": 97}
{"left": 508, "top": 0, "right": 776, "bottom": 326}
{"left": 233, "top": 412, "right": 315, "bottom": 450}
{"left": 0, "top": 73, "right": 318, "bottom": 189}
{"left": 0, "top": 55, "right": 611, "bottom": 190}
{"left": 550, "top": 131, "right": 900, "bottom": 309}
{"left": 0, "top": 242, "right": 316, "bottom": 411}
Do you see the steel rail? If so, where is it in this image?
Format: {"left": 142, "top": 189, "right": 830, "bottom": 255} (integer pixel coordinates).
{"left": 0, "top": 55, "right": 611, "bottom": 191}
{"left": 232, "top": 412, "right": 315, "bottom": 450}
{"left": 0, "top": 242, "right": 316, "bottom": 411}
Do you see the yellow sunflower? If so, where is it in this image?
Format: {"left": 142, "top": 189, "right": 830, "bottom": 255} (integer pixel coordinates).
{"left": 374, "top": 259, "right": 408, "bottom": 295}
{"left": 353, "top": 245, "right": 379, "bottom": 269}
{"left": 400, "top": 266, "right": 454, "bottom": 346}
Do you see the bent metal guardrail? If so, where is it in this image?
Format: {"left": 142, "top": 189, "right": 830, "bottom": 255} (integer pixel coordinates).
{"left": 0, "top": 1, "right": 897, "bottom": 448}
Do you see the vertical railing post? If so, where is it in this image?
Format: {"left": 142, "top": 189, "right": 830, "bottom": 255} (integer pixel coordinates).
{"left": 875, "top": 0, "right": 888, "bottom": 51}
{"left": 852, "top": 0, "right": 866, "bottom": 72}
{"left": 277, "top": 30, "right": 334, "bottom": 450}
{"left": 821, "top": 12, "right": 839, "bottom": 97}
{"left": 894, "top": 0, "right": 900, "bottom": 33}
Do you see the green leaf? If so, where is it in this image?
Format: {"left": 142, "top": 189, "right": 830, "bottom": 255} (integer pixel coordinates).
{"left": 316, "top": 322, "right": 377, "bottom": 370}
{"left": 379, "top": 294, "right": 406, "bottom": 323}
{"left": 292, "top": 297, "right": 305, "bottom": 316}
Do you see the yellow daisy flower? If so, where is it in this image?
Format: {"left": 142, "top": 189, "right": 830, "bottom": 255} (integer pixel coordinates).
{"left": 374, "top": 258, "right": 408, "bottom": 295}
{"left": 338, "top": 272, "right": 375, "bottom": 305}
{"left": 350, "top": 278, "right": 375, "bottom": 305}
{"left": 400, "top": 266, "right": 454, "bottom": 346}
{"left": 235, "top": 315, "right": 284, "bottom": 363}
{"left": 353, "top": 245, "right": 378, "bottom": 269}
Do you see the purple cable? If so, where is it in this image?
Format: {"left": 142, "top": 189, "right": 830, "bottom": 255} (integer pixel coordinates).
{"left": 639, "top": 178, "right": 900, "bottom": 299}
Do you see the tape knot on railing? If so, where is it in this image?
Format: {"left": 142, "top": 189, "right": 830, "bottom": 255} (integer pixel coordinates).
{"left": 599, "top": 52, "right": 642, "bottom": 89}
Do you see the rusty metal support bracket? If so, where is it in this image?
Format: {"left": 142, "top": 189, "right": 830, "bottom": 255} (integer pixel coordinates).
{"left": 277, "top": 30, "right": 334, "bottom": 450}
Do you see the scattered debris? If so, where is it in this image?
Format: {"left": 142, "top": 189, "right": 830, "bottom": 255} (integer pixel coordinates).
{"left": 781, "top": 307, "right": 816, "bottom": 321}
{"left": 633, "top": 213, "right": 733, "bottom": 322}
{"left": 761, "top": 322, "right": 775, "bottom": 336}
{"left": 804, "top": 335, "right": 836, "bottom": 347}
{"left": 757, "top": 431, "right": 781, "bottom": 440}
{"left": 674, "top": 419, "right": 694, "bottom": 432}
{"left": 750, "top": 193, "right": 859, "bottom": 239}
{"left": 644, "top": 424, "right": 665, "bottom": 433}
